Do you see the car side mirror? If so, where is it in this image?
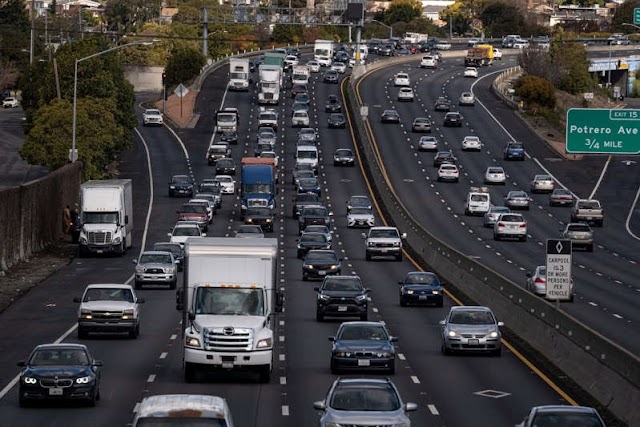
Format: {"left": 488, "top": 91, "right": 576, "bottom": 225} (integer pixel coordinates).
{"left": 361, "top": 233, "right": 367, "bottom": 239}
{"left": 329, "top": 212, "right": 334, "bottom": 216}
{"left": 328, "top": 336, "right": 335, "bottom": 341}
{"left": 73, "top": 297, "right": 81, "bottom": 303}
{"left": 167, "top": 233, "right": 172, "bottom": 237}
{"left": 526, "top": 272, "right": 532, "bottom": 277}
{"left": 202, "top": 233, "right": 207, "bottom": 237}
{"left": 405, "top": 402, "right": 418, "bottom": 412}
{"left": 93, "top": 360, "right": 104, "bottom": 367}
{"left": 132, "top": 259, "right": 138, "bottom": 264}
{"left": 17, "top": 361, "right": 26, "bottom": 367}
{"left": 313, "top": 287, "right": 320, "bottom": 292}
{"left": 401, "top": 233, "right": 407, "bottom": 239}
{"left": 439, "top": 320, "right": 446, "bottom": 326}
{"left": 498, "top": 321, "right": 505, "bottom": 327}
{"left": 313, "top": 401, "right": 326, "bottom": 410}
{"left": 188, "top": 311, "right": 196, "bottom": 321}
{"left": 397, "top": 281, "right": 403, "bottom": 285}
{"left": 137, "top": 298, "right": 145, "bottom": 304}
{"left": 390, "top": 336, "right": 398, "bottom": 342}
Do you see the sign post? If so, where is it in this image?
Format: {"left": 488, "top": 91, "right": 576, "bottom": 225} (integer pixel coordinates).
{"left": 566, "top": 108, "right": 640, "bottom": 154}
{"left": 174, "top": 83, "right": 189, "bottom": 117}
{"left": 545, "top": 239, "right": 572, "bottom": 302}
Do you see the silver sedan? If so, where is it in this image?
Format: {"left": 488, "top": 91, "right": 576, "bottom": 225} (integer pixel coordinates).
{"left": 440, "top": 306, "right": 503, "bottom": 356}
{"left": 484, "top": 166, "right": 506, "bottom": 185}
{"left": 505, "top": 190, "right": 532, "bottom": 210}
{"left": 530, "top": 174, "right": 555, "bottom": 193}
{"left": 483, "top": 206, "right": 511, "bottom": 227}
{"left": 418, "top": 136, "right": 438, "bottom": 151}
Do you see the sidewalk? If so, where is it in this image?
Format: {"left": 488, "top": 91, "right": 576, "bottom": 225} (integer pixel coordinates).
{"left": 154, "top": 90, "right": 199, "bottom": 128}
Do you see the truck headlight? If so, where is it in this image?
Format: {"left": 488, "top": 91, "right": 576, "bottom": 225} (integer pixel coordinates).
{"left": 135, "top": 266, "right": 144, "bottom": 273}
{"left": 81, "top": 309, "right": 92, "bottom": 319}
{"left": 256, "top": 338, "right": 272, "bottom": 348}
{"left": 393, "top": 241, "right": 401, "bottom": 247}
{"left": 79, "top": 236, "right": 87, "bottom": 244}
{"left": 113, "top": 236, "right": 122, "bottom": 244}
{"left": 165, "top": 267, "right": 175, "bottom": 274}
{"left": 185, "top": 337, "right": 201, "bottom": 347}
{"left": 122, "top": 309, "right": 134, "bottom": 319}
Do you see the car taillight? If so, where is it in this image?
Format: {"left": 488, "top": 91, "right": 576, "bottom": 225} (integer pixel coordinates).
{"left": 519, "top": 224, "right": 526, "bottom": 228}
{"left": 497, "top": 222, "right": 504, "bottom": 227}
{"left": 535, "top": 278, "right": 545, "bottom": 284}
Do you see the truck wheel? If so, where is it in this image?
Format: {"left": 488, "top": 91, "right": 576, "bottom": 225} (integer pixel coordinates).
{"left": 395, "top": 253, "right": 402, "bottom": 262}
{"left": 258, "top": 365, "right": 271, "bottom": 383}
{"left": 587, "top": 244, "right": 594, "bottom": 252}
{"left": 365, "top": 251, "right": 372, "bottom": 261}
{"left": 77, "top": 327, "right": 88, "bottom": 339}
{"left": 129, "top": 324, "right": 139, "bottom": 339}
{"left": 134, "top": 281, "right": 142, "bottom": 290}
{"left": 596, "top": 219, "right": 603, "bottom": 227}
{"left": 184, "top": 362, "right": 197, "bottom": 383}
{"left": 169, "top": 280, "right": 177, "bottom": 290}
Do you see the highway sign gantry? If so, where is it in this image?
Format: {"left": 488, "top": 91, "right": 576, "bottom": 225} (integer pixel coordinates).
{"left": 566, "top": 108, "right": 640, "bottom": 154}
{"left": 546, "top": 239, "right": 572, "bottom": 301}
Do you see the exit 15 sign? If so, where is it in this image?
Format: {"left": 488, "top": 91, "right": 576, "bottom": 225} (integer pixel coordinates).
{"left": 566, "top": 109, "right": 640, "bottom": 154}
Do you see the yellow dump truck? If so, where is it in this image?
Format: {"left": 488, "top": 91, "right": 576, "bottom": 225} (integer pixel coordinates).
{"left": 465, "top": 44, "right": 494, "bottom": 66}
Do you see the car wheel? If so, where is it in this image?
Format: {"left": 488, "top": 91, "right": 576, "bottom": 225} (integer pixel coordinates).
{"left": 437, "top": 300, "right": 444, "bottom": 308}
{"left": 464, "top": 209, "right": 470, "bottom": 216}
{"left": 169, "top": 280, "right": 177, "bottom": 290}
{"left": 86, "top": 388, "right": 98, "bottom": 407}
{"left": 396, "top": 253, "right": 402, "bottom": 262}
{"left": 258, "top": 364, "right": 271, "bottom": 383}
{"left": 520, "top": 235, "right": 527, "bottom": 242}
{"left": 18, "top": 390, "right": 29, "bottom": 408}
{"left": 494, "top": 234, "right": 500, "bottom": 241}
{"left": 493, "top": 347, "right": 502, "bottom": 357}
{"left": 129, "top": 324, "right": 140, "bottom": 339}
{"left": 400, "top": 296, "right": 407, "bottom": 307}
{"left": 587, "top": 244, "right": 593, "bottom": 252}
{"left": 302, "top": 274, "right": 308, "bottom": 281}
{"left": 316, "top": 310, "right": 324, "bottom": 321}
{"left": 441, "top": 343, "right": 451, "bottom": 355}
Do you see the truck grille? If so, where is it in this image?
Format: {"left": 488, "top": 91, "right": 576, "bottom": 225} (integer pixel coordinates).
{"left": 90, "top": 310, "right": 125, "bottom": 320}
{"left": 40, "top": 378, "right": 73, "bottom": 388}
{"left": 145, "top": 268, "right": 164, "bottom": 274}
{"left": 263, "top": 93, "right": 274, "bottom": 100}
{"left": 327, "top": 297, "right": 357, "bottom": 305}
{"left": 374, "top": 243, "right": 394, "bottom": 248}
{"left": 203, "top": 327, "right": 253, "bottom": 352}
{"left": 248, "top": 199, "right": 268, "bottom": 207}
{"left": 87, "top": 231, "right": 112, "bottom": 245}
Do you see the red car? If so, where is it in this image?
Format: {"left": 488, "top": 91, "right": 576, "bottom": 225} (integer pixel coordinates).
{"left": 408, "top": 45, "right": 420, "bottom": 54}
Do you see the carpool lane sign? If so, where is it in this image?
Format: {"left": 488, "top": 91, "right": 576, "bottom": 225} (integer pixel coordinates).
{"left": 566, "top": 108, "right": 640, "bottom": 154}
{"left": 546, "top": 239, "right": 572, "bottom": 301}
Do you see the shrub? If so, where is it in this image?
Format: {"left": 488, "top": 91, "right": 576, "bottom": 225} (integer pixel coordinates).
{"left": 515, "top": 75, "right": 556, "bottom": 109}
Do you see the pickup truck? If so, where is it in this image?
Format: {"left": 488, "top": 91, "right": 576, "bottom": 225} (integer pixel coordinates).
{"left": 362, "top": 226, "right": 407, "bottom": 262}
{"left": 571, "top": 199, "right": 603, "bottom": 227}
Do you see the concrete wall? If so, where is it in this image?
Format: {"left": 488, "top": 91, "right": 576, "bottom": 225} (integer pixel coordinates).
{"left": 344, "top": 54, "right": 639, "bottom": 426}
{"left": 0, "top": 163, "right": 82, "bottom": 271}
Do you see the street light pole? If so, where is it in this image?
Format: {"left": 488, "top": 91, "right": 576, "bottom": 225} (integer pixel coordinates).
{"left": 371, "top": 19, "right": 392, "bottom": 39}
{"left": 71, "top": 41, "right": 154, "bottom": 163}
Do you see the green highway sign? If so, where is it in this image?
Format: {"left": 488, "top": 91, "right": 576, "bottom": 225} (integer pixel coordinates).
{"left": 566, "top": 108, "right": 640, "bottom": 154}
{"left": 635, "top": 8, "right": 640, "bottom": 25}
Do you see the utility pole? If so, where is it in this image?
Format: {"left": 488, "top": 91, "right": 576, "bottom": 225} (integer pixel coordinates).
{"left": 29, "top": 0, "right": 35, "bottom": 64}
{"left": 202, "top": 8, "right": 208, "bottom": 57}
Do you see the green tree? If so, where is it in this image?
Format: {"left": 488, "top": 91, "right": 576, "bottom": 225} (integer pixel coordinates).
{"left": 549, "top": 33, "right": 593, "bottom": 94}
{"left": 271, "top": 24, "right": 304, "bottom": 44}
{"left": 480, "top": 1, "right": 525, "bottom": 37}
{"left": 515, "top": 75, "right": 556, "bottom": 109}
{"left": 165, "top": 46, "right": 206, "bottom": 87}
{"left": 611, "top": 0, "right": 640, "bottom": 33}
{"left": 104, "top": 0, "right": 160, "bottom": 33}
{"left": 19, "top": 98, "right": 127, "bottom": 180}
{"left": 0, "top": 0, "right": 31, "bottom": 64}
{"left": 383, "top": 0, "right": 423, "bottom": 25}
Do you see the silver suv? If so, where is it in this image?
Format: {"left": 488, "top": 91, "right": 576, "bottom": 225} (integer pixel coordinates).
{"left": 562, "top": 222, "right": 594, "bottom": 252}
{"left": 314, "top": 378, "right": 418, "bottom": 427}
{"left": 362, "top": 226, "right": 406, "bottom": 261}
{"left": 74, "top": 284, "right": 144, "bottom": 339}
{"left": 133, "top": 251, "right": 177, "bottom": 290}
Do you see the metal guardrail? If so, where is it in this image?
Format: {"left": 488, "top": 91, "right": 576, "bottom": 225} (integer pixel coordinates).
{"left": 343, "top": 55, "right": 639, "bottom": 426}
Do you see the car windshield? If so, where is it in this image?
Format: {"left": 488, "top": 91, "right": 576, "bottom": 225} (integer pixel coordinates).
{"left": 174, "top": 227, "right": 200, "bottom": 236}
{"left": 172, "top": 176, "right": 191, "bottom": 184}
{"left": 194, "top": 287, "right": 264, "bottom": 316}
{"left": 238, "top": 226, "right": 262, "bottom": 234}
{"left": 405, "top": 273, "right": 438, "bottom": 285}
{"left": 535, "top": 175, "right": 552, "bottom": 181}
{"left": 322, "top": 277, "right": 362, "bottom": 291}
{"left": 568, "top": 224, "right": 591, "bottom": 232}
{"left": 301, "top": 233, "right": 327, "bottom": 243}
{"left": 217, "top": 159, "right": 234, "bottom": 166}
{"left": 350, "top": 208, "right": 371, "bottom": 215}
{"left": 140, "top": 253, "right": 173, "bottom": 264}
{"left": 303, "top": 207, "right": 326, "bottom": 216}
{"left": 83, "top": 287, "right": 134, "bottom": 303}
{"left": 215, "top": 177, "right": 232, "bottom": 183}
{"left": 335, "top": 150, "right": 352, "bottom": 156}
{"left": 339, "top": 325, "right": 388, "bottom": 341}
{"left": 554, "top": 189, "right": 571, "bottom": 196}
{"left": 369, "top": 229, "right": 398, "bottom": 238}
{"left": 330, "top": 385, "right": 400, "bottom": 411}
{"left": 30, "top": 349, "right": 90, "bottom": 366}
{"left": 450, "top": 310, "right": 495, "bottom": 325}
{"left": 531, "top": 413, "right": 604, "bottom": 427}
{"left": 146, "top": 110, "right": 161, "bottom": 115}
{"left": 490, "top": 207, "right": 510, "bottom": 214}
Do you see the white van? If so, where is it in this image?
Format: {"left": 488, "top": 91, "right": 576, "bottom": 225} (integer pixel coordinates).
{"left": 296, "top": 146, "right": 319, "bottom": 171}
{"left": 133, "top": 394, "right": 234, "bottom": 426}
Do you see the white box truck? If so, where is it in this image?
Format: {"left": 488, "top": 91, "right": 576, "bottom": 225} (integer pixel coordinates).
{"left": 78, "top": 179, "right": 133, "bottom": 256}
{"left": 314, "top": 39, "right": 334, "bottom": 66}
{"left": 258, "top": 64, "right": 282, "bottom": 105}
{"left": 291, "top": 65, "right": 310, "bottom": 85}
{"left": 177, "top": 238, "right": 282, "bottom": 383}
{"left": 228, "top": 58, "right": 250, "bottom": 91}
{"left": 215, "top": 107, "right": 239, "bottom": 133}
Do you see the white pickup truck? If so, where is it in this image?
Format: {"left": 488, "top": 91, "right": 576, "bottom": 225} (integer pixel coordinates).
{"left": 571, "top": 199, "right": 603, "bottom": 227}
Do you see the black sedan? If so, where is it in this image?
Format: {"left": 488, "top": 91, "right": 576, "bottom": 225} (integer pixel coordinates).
{"left": 434, "top": 97, "right": 453, "bottom": 112}
{"left": 327, "top": 113, "right": 346, "bottom": 129}
{"left": 381, "top": 110, "right": 400, "bottom": 123}
{"left": 329, "top": 321, "right": 396, "bottom": 374}
{"left": 220, "top": 130, "right": 238, "bottom": 145}
{"left": 333, "top": 148, "right": 355, "bottom": 166}
{"left": 398, "top": 271, "right": 444, "bottom": 307}
{"left": 297, "top": 232, "right": 331, "bottom": 258}
{"left": 168, "top": 175, "right": 195, "bottom": 198}
{"left": 215, "top": 158, "right": 236, "bottom": 176}
{"left": 443, "top": 112, "right": 464, "bottom": 127}
{"left": 244, "top": 207, "right": 275, "bottom": 232}
{"left": 294, "top": 92, "right": 311, "bottom": 105}
{"left": 302, "top": 250, "right": 342, "bottom": 281}
{"left": 323, "top": 70, "right": 339, "bottom": 83}
{"left": 433, "top": 151, "right": 457, "bottom": 167}
{"left": 18, "top": 343, "right": 102, "bottom": 407}
{"left": 325, "top": 95, "right": 343, "bottom": 113}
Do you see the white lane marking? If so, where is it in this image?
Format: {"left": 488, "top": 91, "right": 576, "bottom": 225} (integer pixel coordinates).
{"left": 411, "top": 376, "right": 420, "bottom": 384}
{"left": 279, "top": 354, "right": 286, "bottom": 361}
{"left": 280, "top": 376, "right": 287, "bottom": 385}
{"left": 613, "top": 313, "right": 623, "bottom": 319}
{"left": 170, "top": 334, "right": 177, "bottom": 340}
{"left": 428, "top": 404, "right": 440, "bottom": 415}
{"left": 279, "top": 335, "right": 285, "bottom": 342}
{"left": 159, "top": 352, "right": 168, "bottom": 359}
{"left": 588, "top": 156, "right": 611, "bottom": 199}
{"left": 282, "top": 405, "right": 290, "bottom": 416}
{"left": 398, "top": 353, "right": 406, "bottom": 360}
{"left": 147, "top": 374, "right": 156, "bottom": 383}
{"left": 625, "top": 180, "right": 640, "bottom": 241}
{"left": 588, "top": 302, "right": 598, "bottom": 307}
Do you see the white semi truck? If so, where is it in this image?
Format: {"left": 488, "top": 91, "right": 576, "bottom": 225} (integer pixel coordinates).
{"left": 314, "top": 39, "right": 334, "bottom": 66}
{"left": 257, "top": 64, "right": 282, "bottom": 105}
{"left": 177, "top": 238, "right": 282, "bottom": 383}
{"left": 78, "top": 179, "right": 133, "bottom": 257}
{"left": 228, "top": 58, "right": 250, "bottom": 91}
{"left": 291, "top": 65, "right": 310, "bottom": 85}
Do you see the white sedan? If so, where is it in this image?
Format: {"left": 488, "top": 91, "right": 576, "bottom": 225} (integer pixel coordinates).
{"left": 459, "top": 92, "right": 475, "bottom": 106}
{"left": 484, "top": 166, "right": 506, "bottom": 184}
{"left": 2, "top": 97, "right": 19, "bottom": 108}
{"left": 394, "top": 73, "right": 410, "bottom": 86}
{"left": 493, "top": 48, "right": 503, "bottom": 60}
{"left": 464, "top": 67, "right": 478, "bottom": 78}
{"left": 307, "top": 60, "right": 321, "bottom": 73}
{"left": 437, "top": 164, "right": 459, "bottom": 182}
{"left": 213, "top": 175, "right": 236, "bottom": 194}
{"left": 143, "top": 109, "right": 164, "bottom": 126}
{"left": 347, "top": 207, "right": 375, "bottom": 228}
{"left": 418, "top": 136, "right": 438, "bottom": 151}
{"left": 330, "top": 62, "right": 347, "bottom": 74}
{"left": 397, "top": 87, "right": 415, "bottom": 102}
{"left": 461, "top": 136, "right": 482, "bottom": 151}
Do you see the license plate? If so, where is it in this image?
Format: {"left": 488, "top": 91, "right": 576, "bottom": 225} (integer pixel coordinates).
{"left": 357, "top": 359, "right": 370, "bottom": 366}
{"left": 222, "top": 362, "right": 234, "bottom": 369}
{"left": 318, "top": 271, "right": 326, "bottom": 276}
{"left": 380, "top": 249, "right": 388, "bottom": 253}
{"left": 419, "top": 295, "right": 427, "bottom": 300}
{"left": 96, "top": 250, "right": 103, "bottom": 254}
{"left": 49, "top": 388, "right": 63, "bottom": 396}
{"left": 337, "top": 306, "right": 347, "bottom": 312}
{"left": 468, "top": 339, "right": 479, "bottom": 346}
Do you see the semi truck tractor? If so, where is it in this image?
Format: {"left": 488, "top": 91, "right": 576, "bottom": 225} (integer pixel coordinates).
{"left": 240, "top": 164, "right": 276, "bottom": 218}
{"left": 177, "top": 238, "right": 281, "bottom": 383}
{"left": 78, "top": 179, "right": 133, "bottom": 256}
{"left": 258, "top": 64, "right": 282, "bottom": 105}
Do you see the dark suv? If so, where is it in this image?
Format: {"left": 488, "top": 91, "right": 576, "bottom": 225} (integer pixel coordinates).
{"left": 314, "top": 275, "right": 369, "bottom": 321}
{"left": 298, "top": 206, "right": 332, "bottom": 234}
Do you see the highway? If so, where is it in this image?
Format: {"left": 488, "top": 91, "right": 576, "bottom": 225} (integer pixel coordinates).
{"left": 355, "top": 53, "right": 640, "bottom": 355}
{"left": 0, "top": 51, "right": 630, "bottom": 427}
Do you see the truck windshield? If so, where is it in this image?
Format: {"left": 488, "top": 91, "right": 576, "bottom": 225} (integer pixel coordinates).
{"left": 136, "top": 418, "right": 228, "bottom": 426}
{"left": 194, "top": 288, "right": 264, "bottom": 316}
{"left": 230, "top": 72, "right": 247, "bottom": 80}
{"left": 244, "top": 184, "right": 272, "bottom": 194}
{"left": 261, "top": 82, "right": 277, "bottom": 89}
{"left": 216, "top": 114, "right": 236, "bottom": 123}
{"left": 83, "top": 212, "right": 118, "bottom": 224}
{"left": 315, "top": 48, "right": 330, "bottom": 57}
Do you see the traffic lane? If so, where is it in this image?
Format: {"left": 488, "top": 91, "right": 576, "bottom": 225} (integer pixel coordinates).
{"left": 362, "top": 69, "right": 640, "bottom": 352}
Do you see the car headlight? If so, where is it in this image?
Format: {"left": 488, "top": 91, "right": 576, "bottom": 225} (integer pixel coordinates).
{"left": 185, "top": 337, "right": 201, "bottom": 347}
{"left": 489, "top": 331, "right": 499, "bottom": 338}
{"left": 256, "top": 338, "right": 272, "bottom": 348}
{"left": 122, "top": 309, "right": 134, "bottom": 319}
{"left": 246, "top": 218, "right": 253, "bottom": 223}
{"left": 135, "top": 266, "right": 144, "bottom": 273}
{"left": 23, "top": 377, "right": 37, "bottom": 384}
{"left": 170, "top": 185, "right": 176, "bottom": 189}
{"left": 319, "top": 294, "right": 330, "bottom": 301}
{"left": 355, "top": 294, "right": 367, "bottom": 301}
{"left": 367, "top": 242, "right": 375, "bottom": 247}
{"left": 76, "top": 376, "right": 92, "bottom": 384}
{"left": 330, "top": 265, "right": 338, "bottom": 270}
{"left": 306, "top": 264, "right": 314, "bottom": 269}
{"left": 432, "top": 290, "right": 440, "bottom": 295}
{"left": 376, "top": 352, "right": 393, "bottom": 358}
{"left": 405, "top": 290, "right": 414, "bottom": 295}
{"left": 266, "top": 219, "right": 272, "bottom": 223}
{"left": 448, "top": 330, "right": 457, "bottom": 337}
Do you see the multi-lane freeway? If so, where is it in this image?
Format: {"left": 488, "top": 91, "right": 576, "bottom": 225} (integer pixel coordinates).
{"left": 0, "top": 49, "right": 636, "bottom": 427}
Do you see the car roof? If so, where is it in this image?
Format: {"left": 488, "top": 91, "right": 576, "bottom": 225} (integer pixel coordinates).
{"left": 450, "top": 305, "right": 492, "bottom": 313}
{"left": 175, "top": 221, "right": 200, "bottom": 227}
{"left": 532, "top": 405, "right": 600, "bottom": 415}
{"left": 141, "top": 250, "right": 173, "bottom": 256}
{"left": 35, "top": 343, "right": 88, "bottom": 351}
{"left": 85, "top": 283, "right": 134, "bottom": 290}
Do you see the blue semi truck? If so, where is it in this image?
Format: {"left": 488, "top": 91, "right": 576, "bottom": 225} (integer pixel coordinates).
{"left": 241, "top": 164, "right": 276, "bottom": 218}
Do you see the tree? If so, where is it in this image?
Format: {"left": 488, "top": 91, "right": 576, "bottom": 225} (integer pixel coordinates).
{"left": 515, "top": 75, "right": 556, "bottom": 109}
{"left": 549, "top": 33, "right": 593, "bottom": 94}
{"left": 271, "top": 24, "right": 304, "bottom": 44}
{"left": 0, "top": 0, "right": 31, "bottom": 64}
{"left": 480, "top": 1, "right": 526, "bottom": 37}
{"left": 165, "top": 46, "right": 206, "bottom": 87}
{"left": 611, "top": 0, "right": 640, "bottom": 33}
{"left": 19, "top": 98, "right": 127, "bottom": 180}
{"left": 383, "top": 0, "right": 423, "bottom": 25}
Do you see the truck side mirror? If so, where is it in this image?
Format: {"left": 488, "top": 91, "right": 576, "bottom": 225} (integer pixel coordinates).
{"left": 137, "top": 298, "right": 145, "bottom": 304}
{"left": 275, "top": 291, "right": 284, "bottom": 313}
{"left": 176, "top": 289, "right": 184, "bottom": 311}
{"left": 188, "top": 311, "right": 196, "bottom": 321}
{"left": 125, "top": 215, "right": 129, "bottom": 225}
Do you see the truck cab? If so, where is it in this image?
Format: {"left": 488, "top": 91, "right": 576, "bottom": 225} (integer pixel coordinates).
{"left": 215, "top": 108, "right": 239, "bottom": 133}
{"left": 241, "top": 164, "right": 276, "bottom": 218}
